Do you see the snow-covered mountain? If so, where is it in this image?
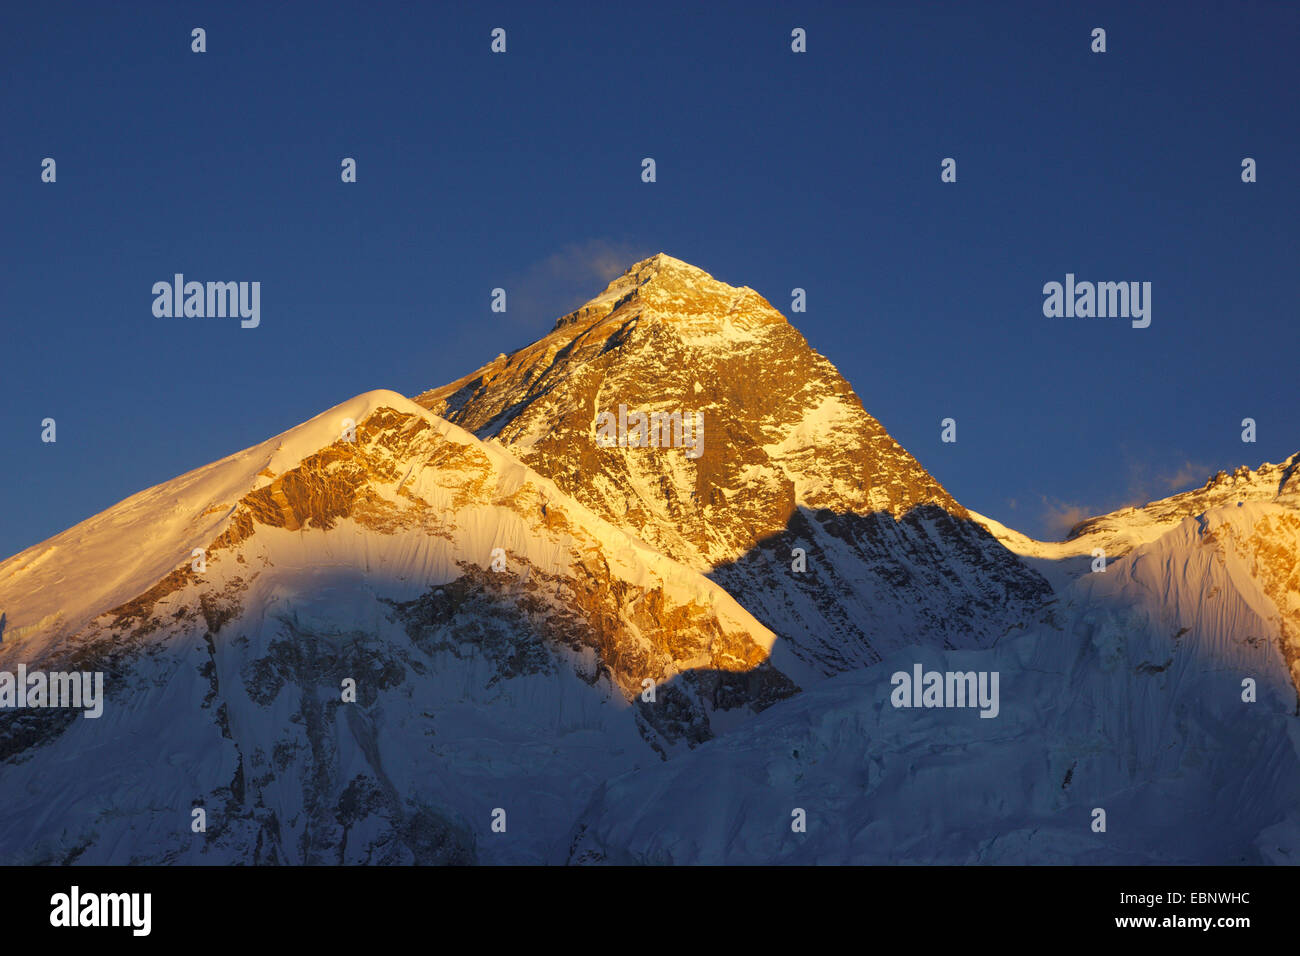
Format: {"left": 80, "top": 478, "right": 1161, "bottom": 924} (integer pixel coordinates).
{"left": 1, "top": 254, "right": 1296, "bottom": 865}
{"left": 569, "top": 461, "right": 1300, "bottom": 863}
{"left": 0, "top": 391, "right": 794, "bottom": 863}
{"left": 972, "top": 453, "right": 1300, "bottom": 688}
{"left": 416, "top": 254, "right": 1053, "bottom": 674}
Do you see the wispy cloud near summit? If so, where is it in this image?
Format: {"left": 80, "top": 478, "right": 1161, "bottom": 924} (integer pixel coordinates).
{"left": 506, "top": 239, "right": 654, "bottom": 328}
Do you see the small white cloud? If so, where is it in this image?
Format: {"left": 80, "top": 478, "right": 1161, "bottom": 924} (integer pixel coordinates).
{"left": 1039, "top": 497, "right": 1094, "bottom": 539}
{"left": 507, "top": 239, "right": 654, "bottom": 326}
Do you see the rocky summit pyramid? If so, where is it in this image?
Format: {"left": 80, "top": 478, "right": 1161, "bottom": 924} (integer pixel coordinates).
{"left": 416, "top": 254, "right": 1054, "bottom": 677}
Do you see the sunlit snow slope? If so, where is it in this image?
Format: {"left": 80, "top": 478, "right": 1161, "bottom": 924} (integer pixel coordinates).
{"left": 0, "top": 391, "right": 794, "bottom": 863}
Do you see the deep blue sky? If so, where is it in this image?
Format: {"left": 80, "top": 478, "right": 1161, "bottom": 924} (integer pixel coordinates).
{"left": 3, "top": 0, "right": 1297, "bottom": 558}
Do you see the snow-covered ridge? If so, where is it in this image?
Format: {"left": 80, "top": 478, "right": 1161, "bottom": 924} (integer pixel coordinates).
{"left": 970, "top": 452, "right": 1300, "bottom": 594}
{"left": 0, "top": 389, "right": 419, "bottom": 653}
{"left": 0, "top": 385, "right": 805, "bottom": 863}
{"left": 1064, "top": 453, "right": 1299, "bottom": 548}
{"left": 568, "top": 492, "right": 1300, "bottom": 864}
{"left": 0, "top": 388, "right": 779, "bottom": 673}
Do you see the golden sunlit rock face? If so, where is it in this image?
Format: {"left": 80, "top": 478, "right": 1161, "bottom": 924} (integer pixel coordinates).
{"left": 419, "top": 255, "right": 961, "bottom": 559}
{"left": 418, "top": 254, "right": 1056, "bottom": 673}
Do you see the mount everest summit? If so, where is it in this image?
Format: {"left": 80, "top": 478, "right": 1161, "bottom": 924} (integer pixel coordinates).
{"left": 1, "top": 254, "right": 1296, "bottom": 864}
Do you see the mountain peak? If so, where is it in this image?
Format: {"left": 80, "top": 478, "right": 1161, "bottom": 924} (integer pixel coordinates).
{"left": 628, "top": 251, "right": 706, "bottom": 275}
{"left": 551, "top": 253, "right": 782, "bottom": 335}
{"left": 416, "top": 255, "right": 1054, "bottom": 675}
{"left": 617, "top": 252, "right": 724, "bottom": 288}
